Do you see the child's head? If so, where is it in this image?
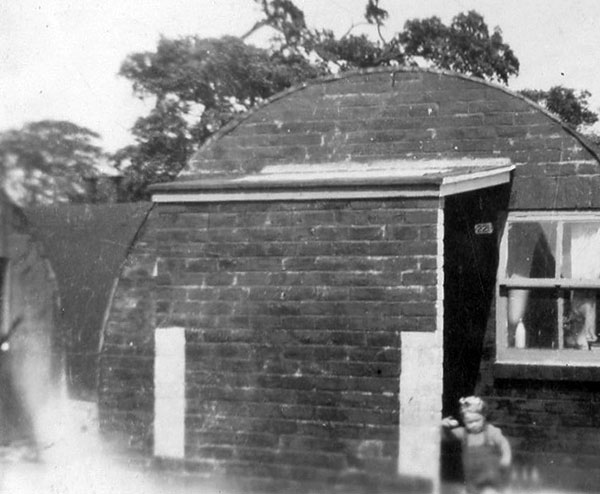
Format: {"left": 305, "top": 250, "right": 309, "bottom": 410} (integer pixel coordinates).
{"left": 459, "top": 396, "right": 487, "bottom": 433}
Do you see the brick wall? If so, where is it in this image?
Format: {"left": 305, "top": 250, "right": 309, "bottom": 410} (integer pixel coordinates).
{"left": 477, "top": 305, "right": 600, "bottom": 492}
{"left": 98, "top": 210, "right": 157, "bottom": 453}
{"left": 100, "top": 68, "right": 600, "bottom": 491}
{"left": 178, "top": 68, "right": 600, "bottom": 491}
{"left": 470, "top": 120, "right": 600, "bottom": 490}
{"left": 478, "top": 374, "right": 600, "bottom": 491}
{"left": 100, "top": 198, "right": 440, "bottom": 490}
{"left": 183, "top": 70, "right": 599, "bottom": 210}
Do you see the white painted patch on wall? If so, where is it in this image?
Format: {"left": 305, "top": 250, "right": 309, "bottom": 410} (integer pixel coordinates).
{"left": 398, "top": 331, "right": 443, "bottom": 481}
{"left": 398, "top": 203, "right": 444, "bottom": 493}
{"left": 154, "top": 326, "right": 186, "bottom": 459}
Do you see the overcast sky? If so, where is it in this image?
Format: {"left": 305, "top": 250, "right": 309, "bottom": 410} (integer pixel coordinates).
{"left": 1, "top": 0, "right": 599, "bottom": 152}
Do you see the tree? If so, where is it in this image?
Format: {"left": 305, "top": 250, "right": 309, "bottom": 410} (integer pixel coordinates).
{"left": 115, "top": 34, "right": 322, "bottom": 198}
{"left": 0, "top": 120, "right": 107, "bottom": 206}
{"left": 113, "top": 1, "right": 524, "bottom": 199}
{"left": 398, "top": 11, "right": 519, "bottom": 84}
{"left": 519, "top": 86, "right": 598, "bottom": 130}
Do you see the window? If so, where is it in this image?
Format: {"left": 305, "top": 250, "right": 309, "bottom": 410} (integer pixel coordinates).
{"left": 497, "top": 213, "right": 600, "bottom": 365}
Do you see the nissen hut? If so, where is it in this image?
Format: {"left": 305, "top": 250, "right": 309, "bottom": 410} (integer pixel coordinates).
{"left": 98, "top": 68, "right": 600, "bottom": 493}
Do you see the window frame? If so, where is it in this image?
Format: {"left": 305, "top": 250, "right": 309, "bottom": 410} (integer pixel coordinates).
{"left": 496, "top": 211, "right": 600, "bottom": 366}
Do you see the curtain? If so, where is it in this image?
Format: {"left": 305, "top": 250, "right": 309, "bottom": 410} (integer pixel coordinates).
{"left": 569, "top": 224, "right": 600, "bottom": 344}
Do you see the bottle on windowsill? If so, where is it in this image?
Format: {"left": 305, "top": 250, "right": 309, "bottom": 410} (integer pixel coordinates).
{"left": 515, "top": 319, "right": 526, "bottom": 349}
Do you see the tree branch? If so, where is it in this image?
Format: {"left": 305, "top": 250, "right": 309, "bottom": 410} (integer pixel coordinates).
{"left": 375, "top": 22, "right": 386, "bottom": 44}
{"left": 240, "top": 19, "right": 269, "bottom": 41}
{"left": 340, "top": 21, "right": 370, "bottom": 39}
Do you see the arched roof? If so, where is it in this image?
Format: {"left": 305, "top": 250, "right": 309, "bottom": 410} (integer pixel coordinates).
{"left": 25, "top": 202, "right": 153, "bottom": 398}
{"left": 151, "top": 66, "right": 600, "bottom": 197}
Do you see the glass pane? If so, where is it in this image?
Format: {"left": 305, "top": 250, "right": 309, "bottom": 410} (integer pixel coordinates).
{"left": 562, "top": 222, "right": 600, "bottom": 280}
{"left": 506, "top": 222, "right": 557, "bottom": 279}
{"left": 507, "top": 288, "right": 558, "bottom": 349}
{"left": 564, "top": 289, "right": 600, "bottom": 349}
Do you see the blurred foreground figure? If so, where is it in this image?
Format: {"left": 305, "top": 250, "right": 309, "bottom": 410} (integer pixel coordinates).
{"left": 442, "top": 396, "right": 512, "bottom": 494}
{"left": 0, "top": 313, "right": 63, "bottom": 462}
{"left": 0, "top": 317, "right": 37, "bottom": 458}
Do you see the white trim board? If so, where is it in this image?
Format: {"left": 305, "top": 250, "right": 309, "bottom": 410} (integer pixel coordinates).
{"left": 152, "top": 167, "right": 513, "bottom": 203}
{"left": 152, "top": 159, "right": 514, "bottom": 203}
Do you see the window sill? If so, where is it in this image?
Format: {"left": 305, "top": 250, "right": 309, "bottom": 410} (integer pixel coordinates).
{"left": 493, "top": 362, "right": 600, "bottom": 381}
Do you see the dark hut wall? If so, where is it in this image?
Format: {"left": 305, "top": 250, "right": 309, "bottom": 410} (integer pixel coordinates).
{"left": 98, "top": 67, "right": 600, "bottom": 490}
{"left": 182, "top": 69, "right": 595, "bottom": 188}
{"left": 182, "top": 69, "right": 600, "bottom": 489}
{"left": 99, "top": 197, "right": 440, "bottom": 483}
{"left": 475, "top": 160, "right": 600, "bottom": 489}
{"left": 26, "top": 203, "right": 153, "bottom": 400}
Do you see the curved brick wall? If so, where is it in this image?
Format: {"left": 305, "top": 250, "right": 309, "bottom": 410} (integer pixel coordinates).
{"left": 181, "top": 68, "right": 599, "bottom": 210}
{"left": 99, "top": 68, "right": 600, "bottom": 492}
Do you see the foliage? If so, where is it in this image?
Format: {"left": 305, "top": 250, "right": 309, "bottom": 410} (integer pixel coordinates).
{"left": 0, "top": 120, "right": 107, "bottom": 206}
{"left": 398, "top": 11, "right": 519, "bottom": 84}
{"left": 519, "top": 86, "right": 598, "bottom": 129}
{"left": 365, "top": 0, "right": 389, "bottom": 27}
{"left": 252, "top": 0, "right": 308, "bottom": 46}
{"left": 307, "top": 30, "right": 402, "bottom": 69}
{"left": 364, "top": 0, "right": 389, "bottom": 43}
{"left": 113, "top": 1, "right": 525, "bottom": 199}
{"left": 115, "top": 35, "right": 321, "bottom": 198}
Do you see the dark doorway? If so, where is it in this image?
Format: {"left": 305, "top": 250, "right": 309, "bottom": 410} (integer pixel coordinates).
{"left": 441, "top": 185, "right": 509, "bottom": 481}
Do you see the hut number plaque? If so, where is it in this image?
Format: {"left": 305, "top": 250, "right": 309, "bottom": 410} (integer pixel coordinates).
{"left": 474, "top": 222, "right": 493, "bottom": 235}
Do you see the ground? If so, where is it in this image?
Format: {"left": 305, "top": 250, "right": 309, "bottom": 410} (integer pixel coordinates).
{"left": 0, "top": 400, "right": 589, "bottom": 494}
{"left": 0, "top": 453, "right": 590, "bottom": 494}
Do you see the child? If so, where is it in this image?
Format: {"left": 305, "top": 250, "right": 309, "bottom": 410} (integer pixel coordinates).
{"left": 442, "top": 396, "right": 512, "bottom": 494}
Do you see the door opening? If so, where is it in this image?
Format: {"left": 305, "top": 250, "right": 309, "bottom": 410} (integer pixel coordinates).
{"left": 441, "top": 186, "right": 508, "bottom": 481}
